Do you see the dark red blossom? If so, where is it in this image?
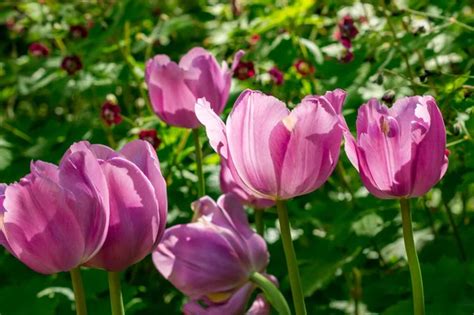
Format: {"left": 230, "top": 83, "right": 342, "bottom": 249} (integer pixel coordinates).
{"left": 70, "top": 25, "right": 88, "bottom": 39}
{"left": 28, "top": 43, "right": 50, "bottom": 57}
{"left": 61, "top": 55, "right": 83, "bottom": 75}
{"left": 233, "top": 60, "right": 255, "bottom": 80}
{"left": 139, "top": 129, "right": 161, "bottom": 149}
{"left": 340, "top": 50, "right": 354, "bottom": 63}
{"left": 268, "top": 66, "right": 284, "bottom": 85}
{"left": 294, "top": 59, "right": 315, "bottom": 76}
{"left": 101, "top": 101, "right": 122, "bottom": 126}
{"left": 334, "top": 15, "right": 358, "bottom": 48}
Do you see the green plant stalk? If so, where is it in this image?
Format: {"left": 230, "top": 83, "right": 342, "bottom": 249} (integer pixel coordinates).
{"left": 255, "top": 208, "right": 264, "bottom": 236}
{"left": 443, "top": 200, "right": 467, "bottom": 261}
{"left": 192, "top": 128, "right": 205, "bottom": 197}
{"left": 249, "top": 272, "right": 291, "bottom": 315}
{"left": 276, "top": 200, "right": 307, "bottom": 315}
{"left": 70, "top": 267, "right": 88, "bottom": 315}
{"left": 108, "top": 272, "right": 125, "bottom": 315}
{"left": 400, "top": 198, "right": 425, "bottom": 315}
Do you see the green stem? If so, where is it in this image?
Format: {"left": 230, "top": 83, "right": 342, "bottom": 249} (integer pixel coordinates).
{"left": 399, "top": 198, "right": 425, "bottom": 315}
{"left": 70, "top": 268, "right": 88, "bottom": 315}
{"left": 276, "top": 200, "right": 307, "bottom": 315}
{"left": 249, "top": 272, "right": 291, "bottom": 315}
{"left": 108, "top": 272, "right": 125, "bottom": 315}
{"left": 255, "top": 208, "right": 264, "bottom": 236}
{"left": 192, "top": 128, "right": 205, "bottom": 197}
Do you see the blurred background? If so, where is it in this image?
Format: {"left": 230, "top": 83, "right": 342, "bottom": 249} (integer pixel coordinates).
{"left": 0, "top": 0, "right": 473, "bottom": 314}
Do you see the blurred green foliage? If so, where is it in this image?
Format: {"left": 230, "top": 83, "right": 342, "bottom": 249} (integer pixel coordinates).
{"left": 0, "top": 0, "right": 473, "bottom": 314}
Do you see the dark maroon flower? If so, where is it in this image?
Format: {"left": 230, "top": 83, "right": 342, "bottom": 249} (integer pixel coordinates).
{"left": 28, "top": 43, "right": 50, "bottom": 57}
{"left": 70, "top": 25, "right": 88, "bottom": 39}
{"left": 61, "top": 55, "right": 83, "bottom": 75}
{"left": 340, "top": 50, "right": 354, "bottom": 63}
{"left": 268, "top": 66, "right": 284, "bottom": 85}
{"left": 248, "top": 34, "right": 261, "bottom": 45}
{"left": 139, "top": 129, "right": 161, "bottom": 149}
{"left": 101, "top": 101, "right": 122, "bottom": 126}
{"left": 294, "top": 59, "right": 315, "bottom": 76}
{"left": 233, "top": 60, "right": 255, "bottom": 80}
{"left": 334, "top": 15, "right": 358, "bottom": 48}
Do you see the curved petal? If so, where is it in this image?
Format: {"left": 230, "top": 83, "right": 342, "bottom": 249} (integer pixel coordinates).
{"left": 3, "top": 172, "right": 86, "bottom": 274}
{"left": 58, "top": 149, "right": 110, "bottom": 260}
{"left": 146, "top": 58, "right": 199, "bottom": 128}
{"left": 120, "top": 140, "right": 167, "bottom": 243}
{"left": 86, "top": 157, "right": 160, "bottom": 271}
{"left": 247, "top": 294, "right": 271, "bottom": 315}
{"left": 277, "top": 97, "right": 343, "bottom": 198}
{"left": 195, "top": 98, "right": 228, "bottom": 158}
{"left": 410, "top": 96, "right": 448, "bottom": 196}
{"left": 179, "top": 48, "right": 228, "bottom": 115}
{"left": 220, "top": 160, "right": 274, "bottom": 208}
{"left": 153, "top": 224, "right": 249, "bottom": 298}
{"left": 0, "top": 183, "right": 11, "bottom": 251}
{"left": 226, "top": 90, "right": 289, "bottom": 197}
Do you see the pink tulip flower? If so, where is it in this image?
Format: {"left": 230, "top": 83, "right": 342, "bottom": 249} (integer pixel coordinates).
{"left": 0, "top": 147, "right": 110, "bottom": 274}
{"left": 145, "top": 47, "right": 244, "bottom": 128}
{"left": 63, "top": 140, "right": 168, "bottom": 271}
{"left": 343, "top": 96, "right": 449, "bottom": 199}
{"left": 196, "top": 89, "right": 348, "bottom": 200}
{"left": 153, "top": 194, "right": 270, "bottom": 314}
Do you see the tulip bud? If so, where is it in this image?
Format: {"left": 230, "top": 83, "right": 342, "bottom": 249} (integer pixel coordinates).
{"left": 145, "top": 47, "right": 244, "bottom": 128}
{"left": 343, "top": 96, "right": 449, "bottom": 199}
{"left": 196, "top": 89, "right": 348, "bottom": 200}
{"left": 153, "top": 194, "right": 271, "bottom": 314}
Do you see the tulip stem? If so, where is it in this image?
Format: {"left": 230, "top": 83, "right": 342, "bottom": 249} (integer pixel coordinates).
{"left": 250, "top": 272, "right": 291, "bottom": 315}
{"left": 400, "top": 198, "right": 425, "bottom": 315}
{"left": 276, "top": 200, "right": 307, "bottom": 315}
{"left": 192, "top": 128, "right": 205, "bottom": 197}
{"left": 108, "top": 272, "right": 125, "bottom": 315}
{"left": 70, "top": 267, "right": 88, "bottom": 315}
{"left": 255, "top": 208, "right": 264, "bottom": 236}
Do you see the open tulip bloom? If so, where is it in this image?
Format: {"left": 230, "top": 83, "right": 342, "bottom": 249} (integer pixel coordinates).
{"left": 153, "top": 194, "right": 290, "bottom": 315}
{"left": 343, "top": 95, "right": 448, "bottom": 315}
{"left": 196, "top": 88, "right": 348, "bottom": 315}
{"left": 0, "top": 140, "right": 167, "bottom": 315}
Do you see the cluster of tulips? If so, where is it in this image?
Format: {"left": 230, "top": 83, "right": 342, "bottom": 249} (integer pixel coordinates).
{"left": 0, "top": 47, "right": 447, "bottom": 315}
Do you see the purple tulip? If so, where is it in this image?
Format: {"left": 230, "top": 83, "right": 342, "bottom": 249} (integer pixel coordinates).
{"left": 145, "top": 47, "right": 244, "bottom": 128}
{"left": 62, "top": 140, "right": 168, "bottom": 271}
{"left": 220, "top": 159, "right": 274, "bottom": 208}
{"left": 343, "top": 96, "right": 449, "bottom": 199}
{"left": 153, "top": 194, "right": 270, "bottom": 314}
{"left": 195, "top": 89, "right": 348, "bottom": 200}
{"left": 0, "top": 147, "right": 110, "bottom": 274}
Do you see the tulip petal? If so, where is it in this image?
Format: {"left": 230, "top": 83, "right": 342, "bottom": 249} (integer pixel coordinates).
{"left": 0, "top": 183, "right": 10, "bottom": 251}
{"left": 195, "top": 98, "right": 228, "bottom": 158}
{"left": 226, "top": 90, "right": 289, "bottom": 197}
{"left": 58, "top": 149, "right": 110, "bottom": 260}
{"left": 153, "top": 224, "right": 249, "bottom": 298}
{"left": 276, "top": 97, "right": 343, "bottom": 198}
{"left": 179, "top": 47, "right": 227, "bottom": 113}
{"left": 247, "top": 294, "right": 271, "bottom": 315}
{"left": 86, "top": 157, "right": 160, "bottom": 271}
{"left": 3, "top": 174, "right": 86, "bottom": 274}
{"left": 146, "top": 59, "right": 199, "bottom": 128}
{"left": 410, "top": 96, "right": 448, "bottom": 196}
{"left": 220, "top": 160, "right": 274, "bottom": 208}
{"left": 120, "top": 140, "right": 167, "bottom": 243}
